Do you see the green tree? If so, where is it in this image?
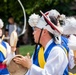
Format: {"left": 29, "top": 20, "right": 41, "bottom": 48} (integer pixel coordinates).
{"left": 0, "top": 0, "right": 75, "bottom": 22}
{"left": 0, "top": 0, "right": 75, "bottom": 44}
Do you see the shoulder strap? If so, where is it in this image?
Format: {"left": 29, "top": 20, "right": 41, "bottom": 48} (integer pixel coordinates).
{"left": 44, "top": 41, "right": 56, "bottom": 61}
{"left": 61, "top": 36, "right": 69, "bottom": 52}
{"left": 1, "top": 41, "right": 7, "bottom": 49}
{"left": 0, "top": 41, "right": 7, "bottom": 57}
{"left": 38, "top": 41, "right": 56, "bottom": 68}
{"left": 33, "top": 45, "right": 40, "bottom": 66}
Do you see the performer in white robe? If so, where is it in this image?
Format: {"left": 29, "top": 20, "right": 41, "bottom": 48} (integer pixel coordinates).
{"left": 14, "top": 10, "right": 68, "bottom": 75}
{"left": 43, "top": 9, "right": 76, "bottom": 69}
{"left": 62, "top": 17, "right": 76, "bottom": 69}
{"left": 0, "top": 19, "right": 11, "bottom": 75}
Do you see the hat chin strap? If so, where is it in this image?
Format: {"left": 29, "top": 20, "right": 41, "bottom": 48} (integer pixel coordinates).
{"left": 38, "top": 28, "right": 43, "bottom": 45}
{"left": 35, "top": 29, "right": 43, "bottom": 50}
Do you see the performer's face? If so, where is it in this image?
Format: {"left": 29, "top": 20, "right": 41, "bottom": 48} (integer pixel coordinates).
{"left": 0, "top": 29, "right": 2, "bottom": 37}
{"left": 33, "top": 27, "right": 42, "bottom": 43}
{"left": 8, "top": 17, "right": 14, "bottom": 24}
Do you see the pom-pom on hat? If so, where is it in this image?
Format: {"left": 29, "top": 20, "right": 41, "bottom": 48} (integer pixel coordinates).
{"left": 28, "top": 13, "right": 40, "bottom": 27}
{"left": 68, "top": 35, "right": 76, "bottom": 50}
{"left": 49, "top": 9, "right": 66, "bottom": 20}
{"left": 63, "top": 17, "right": 76, "bottom": 35}
{"left": 0, "top": 19, "right": 4, "bottom": 28}
{"left": 48, "top": 9, "right": 66, "bottom": 26}
{"left": 48, "top": 9, "right": 60, "bottom": 19}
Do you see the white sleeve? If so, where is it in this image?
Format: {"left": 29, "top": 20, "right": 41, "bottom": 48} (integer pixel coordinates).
{"left": 68, "top": 49, "right": 75, "bottom": 69}
{"left": 26, "top": 46, "right": 68, "bottom": 75}
{"left": 4, "top": 42, "right": 15, "bottom": 65}
{"left": 5, "top": 42, "right": 11, "bottom": 56}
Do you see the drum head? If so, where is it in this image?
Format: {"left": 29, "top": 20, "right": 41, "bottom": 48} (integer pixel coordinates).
{"left": 7, "top": 55, "right": 27, "bottom": 75}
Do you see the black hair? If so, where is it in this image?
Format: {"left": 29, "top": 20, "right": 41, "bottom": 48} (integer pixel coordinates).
{"left": 49, "top": 16, "right": 58, "bottom": 26}
{"left": 7, "top": 15, "right": 13, "bottom": 19}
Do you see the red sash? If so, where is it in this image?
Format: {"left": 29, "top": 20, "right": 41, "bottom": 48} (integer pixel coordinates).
{"left": 0, "top": 63, "right": 6, "bottom": 69}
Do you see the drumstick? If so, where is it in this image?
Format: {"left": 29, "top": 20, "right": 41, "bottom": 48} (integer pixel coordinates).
{"left": 27, "top": 52, "right": 30, "bottom": 58}
{"left": 2, "top": 35, "right": 5, "bottom": 40}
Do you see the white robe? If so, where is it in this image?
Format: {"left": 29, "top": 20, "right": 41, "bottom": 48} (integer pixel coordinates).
{"left": 3, "top": 42, "right": 15, "bottom": 65}
{"left": 25, "top": 39, "right": 68, "bottom": 75}
{"left": 68, "top": 49, "right": 75, "bottom": 69}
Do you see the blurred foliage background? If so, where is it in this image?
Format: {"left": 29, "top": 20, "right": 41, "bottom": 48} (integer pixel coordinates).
{"left": 19, "top": 45, "right": 35, "bottom": 56}
{"left": 0, "top": 0, "right": 76, "bottom": 73}
{"left": 0, "top": 0, "right": 76, "bottom": 23}
{"left": 0, "top": 0, "right": 76, "bottom": 44}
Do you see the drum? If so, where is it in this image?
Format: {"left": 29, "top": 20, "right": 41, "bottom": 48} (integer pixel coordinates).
{"left": 7, "top": 55, "right": 27, "bottom": 75}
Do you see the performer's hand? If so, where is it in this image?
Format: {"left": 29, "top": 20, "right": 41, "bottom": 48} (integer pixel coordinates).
{"left": 11, "top": 46, "right": 16, "bottom": 52}
{"left": 14, "top": 55, "right": 32, "bottom": 69}
{"left": 2, "top": 59, "right": 7, "bottom": 64}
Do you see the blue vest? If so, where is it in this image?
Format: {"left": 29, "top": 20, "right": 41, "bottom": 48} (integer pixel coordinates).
{"left": 0, "top": 41, "right": 7, "bottom": 62}
{"left": 0, "top": 41, "right": 9, "bottom": 74}
{"left": 61, "top": 36, "right": 69, "bottom": 75}
{"left": 61, "top": 36, "right": 69, "bottom": 52}
{"left": 33, "top": 40, "right": 68, "bottom": 75}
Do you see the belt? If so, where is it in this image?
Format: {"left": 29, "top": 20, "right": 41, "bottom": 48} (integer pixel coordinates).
{"left": 0, "top": 63, "right": 6, "bottom": 69}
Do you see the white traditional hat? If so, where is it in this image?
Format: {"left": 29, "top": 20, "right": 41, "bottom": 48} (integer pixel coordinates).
{"left": 0, "top": 19, "right": 4, "bottom": 28}
{"left": 37, "top": 11, "right": 63, "bottom": 34}
{"left": 63, "top": 17, "right": 76, "bottom": 35}
{"left": 28, "top": 10, "right": 63, "bottom": 44}
{"left": 28, "top": 11, "right": 63, "bottom": 34}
